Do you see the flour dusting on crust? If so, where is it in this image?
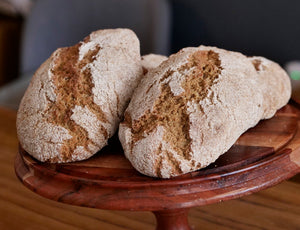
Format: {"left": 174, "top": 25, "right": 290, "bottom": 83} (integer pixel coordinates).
{"left": 119, "top": 45, "right": 291, "bottom": 178}
{"left": 17, "top": 28, "right": 143, "bottom": 163}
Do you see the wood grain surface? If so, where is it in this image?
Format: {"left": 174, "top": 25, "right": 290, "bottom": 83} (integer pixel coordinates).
{"left": 0, "top": 106, "right": 299, "bottom": 229}
{"left": 15, "top": 104, "right": 300, "bottom": 212}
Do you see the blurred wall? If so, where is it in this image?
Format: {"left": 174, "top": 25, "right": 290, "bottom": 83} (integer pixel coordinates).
{"left": 0, "top": 14, "right": 22, "bottom": 86}
{"left": 20, "top": 0, "right": 171, "bottom": 75}
{"left": 171, "top": 0, "right": 300, "bottom": 65}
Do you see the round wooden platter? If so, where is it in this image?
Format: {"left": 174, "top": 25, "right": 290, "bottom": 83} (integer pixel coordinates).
{"left": 15, "top": 104, "right": 300, "bottom": 230}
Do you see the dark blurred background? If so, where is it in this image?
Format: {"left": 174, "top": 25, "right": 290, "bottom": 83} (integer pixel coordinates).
{"left": 170, "top": 0, "right": 300, "bottom": 65}
{"left": 0, "top": 0, "right": 299, "bottom": 108}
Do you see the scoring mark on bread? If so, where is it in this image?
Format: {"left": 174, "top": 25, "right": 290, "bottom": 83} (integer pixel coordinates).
{"left": 45, "top": 43, "right": 107, "bottom": 161}
{"left": 125, "top": 50, "right": 222, "bottom": 169}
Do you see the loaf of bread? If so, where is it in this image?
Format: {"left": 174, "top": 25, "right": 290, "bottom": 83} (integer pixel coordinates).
{"left": 119, "top": 45, "right": 291, "bottom": 178}
{"left": 17, "top": 28, "right": 142, "bottom": 163}
{"left": 141, "top": 54, "right": 167, "bottom": 73}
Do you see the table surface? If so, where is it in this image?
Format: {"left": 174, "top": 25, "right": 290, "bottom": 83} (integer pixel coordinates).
{"left": 1, "top": 107, "right": 300, "bottom": 230}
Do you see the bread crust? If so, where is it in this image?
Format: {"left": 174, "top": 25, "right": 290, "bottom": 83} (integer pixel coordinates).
{"left": 119, "top": 46, "right": 291, "bottom": 178}
{"left": 17, "top": 28, "right": 142, "bottom": 162}
{"left": 141, "top": 54, "right": 167, "bottom": 73}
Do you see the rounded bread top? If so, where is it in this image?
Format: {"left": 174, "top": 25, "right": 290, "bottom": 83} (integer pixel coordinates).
{"left": 17, "top": 28, "right": 142, "bottom": 163}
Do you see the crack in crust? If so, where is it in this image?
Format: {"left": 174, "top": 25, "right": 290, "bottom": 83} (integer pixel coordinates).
{"left": 155, "top": 144, "right": 163, "bottom": 178}
{"left": 252, "top": 59, "right": 262, "bottom": 71}
{"left": 45, "top": 44, "right": 107, "bottom": 161}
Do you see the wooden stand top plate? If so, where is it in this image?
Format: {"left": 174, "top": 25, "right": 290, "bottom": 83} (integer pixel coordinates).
{"left": 15, "top": 104, "right": 300, "bottom": 212}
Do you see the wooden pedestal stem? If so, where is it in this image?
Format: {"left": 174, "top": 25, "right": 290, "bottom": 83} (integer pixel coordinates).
{"left": 153, "top": 209, "right": 191, "bottom": 230}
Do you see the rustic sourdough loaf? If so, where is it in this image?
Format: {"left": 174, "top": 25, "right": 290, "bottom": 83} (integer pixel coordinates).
{"left": 119, "top": 46, "right": 291, "bottom": 178}
{"left": 17, "top": 28, "right": 142, "bottom": 163}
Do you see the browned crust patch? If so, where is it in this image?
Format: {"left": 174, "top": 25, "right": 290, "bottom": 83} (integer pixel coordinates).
{"left": 46, "top": 44, "right": 107, "bottom": 162}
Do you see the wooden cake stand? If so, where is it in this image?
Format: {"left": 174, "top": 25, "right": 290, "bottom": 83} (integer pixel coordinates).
{"left": 15, "top": 104, "right": 300, "bottom": 230}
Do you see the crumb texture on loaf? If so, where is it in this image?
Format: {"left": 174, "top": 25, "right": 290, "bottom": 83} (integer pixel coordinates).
{"left": 17, "top": 28, "right": 143, "bottom": 163}
{"left": 119, "top": 45, "right": 291, "bottom": 178}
